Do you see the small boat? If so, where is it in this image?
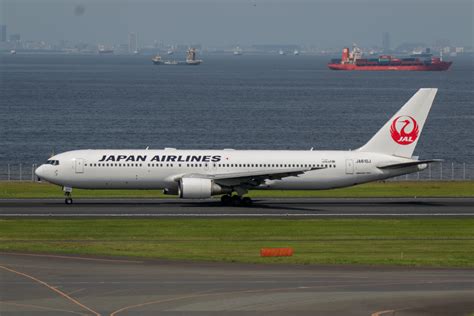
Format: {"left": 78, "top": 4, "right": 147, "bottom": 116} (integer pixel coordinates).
{"left": 233, "top": 46, "right": 243, "bottom": 55}
{"left": 279, "top": 49, "right": 285, "bottom": 55}
{"left": 152, "top": 55, "right": 163, "bottom": 65}
{"left": 186, "top": 48, "right": 202, "bottom": 65}
{"left": 293, "top": 50, "right": 299, "bottom": 55}
{"left": 10, "top": 49, "right": 16, "bottom": 55}
{"left": 97, "top": 45, "right": 114, "bottom": 54}
{"left": 164, "top": 60, "right": 179, "bottom": 65}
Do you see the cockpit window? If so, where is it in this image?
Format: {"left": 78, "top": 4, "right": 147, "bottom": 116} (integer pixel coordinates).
{"left": 46, "top": 160, "right": 60, "bottom": 166}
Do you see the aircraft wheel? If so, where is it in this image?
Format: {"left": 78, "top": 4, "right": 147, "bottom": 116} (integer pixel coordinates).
{"left": 220, "top": 195, "right": 232, "bottom": 205}
{"left": 241, "top": 197, "right": 252, "bottom": 206}
{"left": 231, "top": 195, "right": 241, "bottom": 206}
{"left": 65, "top": 198, "right": 73, "bottom": 205}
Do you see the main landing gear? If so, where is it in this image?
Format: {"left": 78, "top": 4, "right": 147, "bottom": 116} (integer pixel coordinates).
{"left": 63, "top": 186, "right": 73, "bottom": 205}
{"left": 220, "top": 194, "right": 252, "bottom": 206}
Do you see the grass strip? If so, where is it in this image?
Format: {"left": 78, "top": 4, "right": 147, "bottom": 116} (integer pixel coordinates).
{"left": 1, "top": 218, "right": 473, "bottom": 267}
{"left": 0, "top": 181, "right": 473, "bottom": 199}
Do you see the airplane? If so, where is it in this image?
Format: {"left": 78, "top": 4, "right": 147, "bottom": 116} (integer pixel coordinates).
{"left": 35, "top": 88, "right": 441, "bottom": 205}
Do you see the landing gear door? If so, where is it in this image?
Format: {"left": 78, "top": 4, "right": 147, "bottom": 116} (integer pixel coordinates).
{"left": 345, "top": 159, "right": 354, "bottom": 174}
{"left": 75, "top": 158, "right": 85, "bottom": 173}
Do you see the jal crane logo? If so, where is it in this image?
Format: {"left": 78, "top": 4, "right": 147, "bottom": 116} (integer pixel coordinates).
{"left": 390, "top": 116, "right": 419, "bottom": 145}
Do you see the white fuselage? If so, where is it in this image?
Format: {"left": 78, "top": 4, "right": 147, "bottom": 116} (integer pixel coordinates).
{"left": 36, "top": 149, "right": 422, "bottom": 191}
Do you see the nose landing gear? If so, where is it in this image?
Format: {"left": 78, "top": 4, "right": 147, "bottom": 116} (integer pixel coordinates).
{"left": 63, "top": 186, "right": 73, "bottom": 205}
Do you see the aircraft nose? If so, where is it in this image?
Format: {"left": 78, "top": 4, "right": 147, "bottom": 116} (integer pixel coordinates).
{"left": 35, "top": 165, "right": 46, "bottom": 180}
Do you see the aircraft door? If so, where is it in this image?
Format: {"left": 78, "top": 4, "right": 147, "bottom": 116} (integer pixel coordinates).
{"left": 345, "top": 159, "right": 354, "bottom": 174}
{"left": 75, "top": 158, "right": 85, "bottom": 173}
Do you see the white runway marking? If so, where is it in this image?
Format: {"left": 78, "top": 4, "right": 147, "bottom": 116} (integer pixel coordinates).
{"left": 1, "top": 213, "right": 473, "bottom": 217}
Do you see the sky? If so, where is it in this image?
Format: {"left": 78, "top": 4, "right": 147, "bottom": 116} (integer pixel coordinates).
{"left": 1, "top": 0, "right": 473, "bottom": 48}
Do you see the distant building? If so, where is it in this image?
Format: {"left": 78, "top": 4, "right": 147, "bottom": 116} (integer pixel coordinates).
{"left": 176, "top": 44, "right": 188, "bottom": 52}
{"left": 9, "top": 33, "right": 20, "bottom": 42}
{"left": 251, "top": 44, "right": 300, "bottom": 53}
{"left": 118, "top": 43, "right": 129, "bottom": 53}
{"left": 0, "top": 25, "right": 6, "bottom": 42}
{"left": 434, "top": 39, "right": 451, "bottom": 49}
{"left": 382, "top": 32, "right": 390, "bottom": 52}
{"left": 128, "top": 32, "right": 138, "bottom": 53}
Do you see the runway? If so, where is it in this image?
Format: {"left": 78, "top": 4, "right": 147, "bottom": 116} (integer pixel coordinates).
{"left": 0, "top": 197, "right": 473, "bottom": 218}
{"left": 0, "top": 252, "right": 473, "bottom": 316}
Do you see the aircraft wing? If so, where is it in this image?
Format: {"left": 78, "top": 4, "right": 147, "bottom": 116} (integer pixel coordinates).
{"left": 180, "top": 167, "right": 324, "bottom": 187}
{"left": 377, "top": 159, "right": 443, "bottom": 170}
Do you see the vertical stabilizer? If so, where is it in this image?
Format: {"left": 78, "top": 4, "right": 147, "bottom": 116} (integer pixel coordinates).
{"left": 356, "top": 88, "right": 437, "bottom": 158}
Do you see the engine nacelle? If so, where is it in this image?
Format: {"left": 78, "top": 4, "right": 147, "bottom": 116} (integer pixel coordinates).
{"left": 179, "top": 177, "right": 230, "bottom": 199}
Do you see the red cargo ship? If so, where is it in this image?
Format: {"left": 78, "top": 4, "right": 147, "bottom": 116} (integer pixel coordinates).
{"left": 328, "top": 46, "right": 452, "bottom": 71}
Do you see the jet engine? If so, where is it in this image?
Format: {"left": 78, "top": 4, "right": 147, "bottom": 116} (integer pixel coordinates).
{"left": 179, "top": 177, "right": 230, "bottom": 199}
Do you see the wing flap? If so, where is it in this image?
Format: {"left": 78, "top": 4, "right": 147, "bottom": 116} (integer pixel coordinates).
{"left": 178, "top": 167, "right": 324, "bottom": 188}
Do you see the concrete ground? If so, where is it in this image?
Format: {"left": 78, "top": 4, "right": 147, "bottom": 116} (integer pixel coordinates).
{"left": 1, "top": 252, "right": 473, "bottom": 316}
{"left": 0, "top": 197, "right": 473, "bottom": 218}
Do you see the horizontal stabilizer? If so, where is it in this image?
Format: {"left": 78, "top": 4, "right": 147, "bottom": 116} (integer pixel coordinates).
{"left": 377, "top": 159, "right": 443, "bottom": 169}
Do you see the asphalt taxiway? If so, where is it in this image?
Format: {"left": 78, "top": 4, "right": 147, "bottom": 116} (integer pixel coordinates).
{"left": 0, "top": 197, "right": 473, "bottom": 218}
{"left": 1, "top": 252, "right": 473, "bottom": 316}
